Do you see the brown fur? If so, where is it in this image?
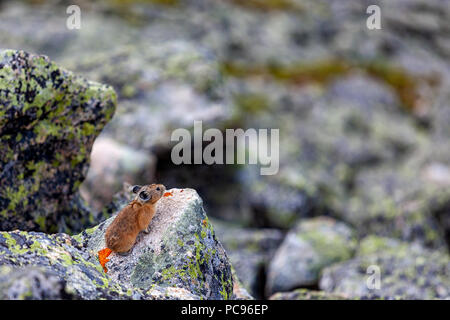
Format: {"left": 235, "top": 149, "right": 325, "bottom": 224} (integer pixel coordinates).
{"left": 105, "top": 184, "right": 166, "bottom": 253}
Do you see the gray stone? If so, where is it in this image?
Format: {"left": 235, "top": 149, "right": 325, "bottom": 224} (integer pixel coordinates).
{"left": 0, "top": 265, "right": 75, "bottom": 300}
{"left": 0, "top": 188, "right": 235, "bottom": 300}
{"left": 266, "top": 217, "right": 357, "bottom": 295}
{"left": 319, "top": 236, "right": 450, "bottom": 299}
{"left": 81, "top": 188, "right": 234, "bottom": 300}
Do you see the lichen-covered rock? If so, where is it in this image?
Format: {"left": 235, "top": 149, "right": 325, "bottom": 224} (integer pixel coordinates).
{"left": 336, "top": 163, "right": 449, "bottom": 249}
{"left": 79, "top": 188, "right": 234, "bottom": 300}
{"left": 0, "top": 230, "right": 147, "bottom": 299}
{"left": 0, "top": 265, "right": 76, "bottom": 300}
{"left": 0, "top": 188, "right": 233, "bottom": 300}
{"left": 266, "top": 217, "right": 357, "bottom": 295}
{"left": 213, "top": 219, "right": 284, "bottom": 298}
{"left": 269, "top": 288, "right": 347, "bottom": 300}
{"left": 0, "top": 49, "right": 116, "bottom": 233}
{"left": 319, "top": 236, "right": 450, "bottom": 299}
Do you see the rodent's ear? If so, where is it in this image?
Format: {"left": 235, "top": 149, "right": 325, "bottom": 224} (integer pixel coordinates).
{"left": 131, "top": 185, "right": 142, "bottom": 194}
{"left": 123, "top": 182, "right": 131, "bottom": 192}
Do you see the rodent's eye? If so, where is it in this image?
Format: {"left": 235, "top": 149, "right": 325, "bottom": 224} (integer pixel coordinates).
{"left": 139, "top": 192, "right": 150, "bottom": 200}
{"left": 156, "top": 187, "right": 160, "bottom": 191}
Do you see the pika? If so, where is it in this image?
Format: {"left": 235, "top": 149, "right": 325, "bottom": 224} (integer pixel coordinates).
{"left": 105, "top": 183, "right": 166, "bottom": 255}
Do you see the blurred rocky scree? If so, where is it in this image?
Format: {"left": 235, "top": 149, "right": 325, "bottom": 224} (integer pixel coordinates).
{"left": 0, "top": 0, "right": 450, "bottom": 299}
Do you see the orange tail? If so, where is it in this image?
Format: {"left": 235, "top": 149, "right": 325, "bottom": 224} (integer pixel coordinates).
{"left": 98, "top": 248, "right": 112, "bottom": 273}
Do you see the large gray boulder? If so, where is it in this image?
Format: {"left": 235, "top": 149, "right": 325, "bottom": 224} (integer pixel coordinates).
{"left": 0, "top": 229, "right": 153, "bottom": 299}
{"left": 78, "top": 188, "right": 234, "bottom": 300}
{"left": 0, "top": 188, "right": 235, "bottom": 300}
{"left": 0, "top": 49, "right": 116, "bottom": 233}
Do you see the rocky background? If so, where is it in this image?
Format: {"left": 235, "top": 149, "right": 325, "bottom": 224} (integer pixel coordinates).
{"left": 0, "top": 0, "right": 449, "bottom": 299}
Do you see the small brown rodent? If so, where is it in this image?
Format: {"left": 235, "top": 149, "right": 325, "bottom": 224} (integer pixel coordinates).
{"left": 105, "top": 183, "right": 166, "bottom": 255}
